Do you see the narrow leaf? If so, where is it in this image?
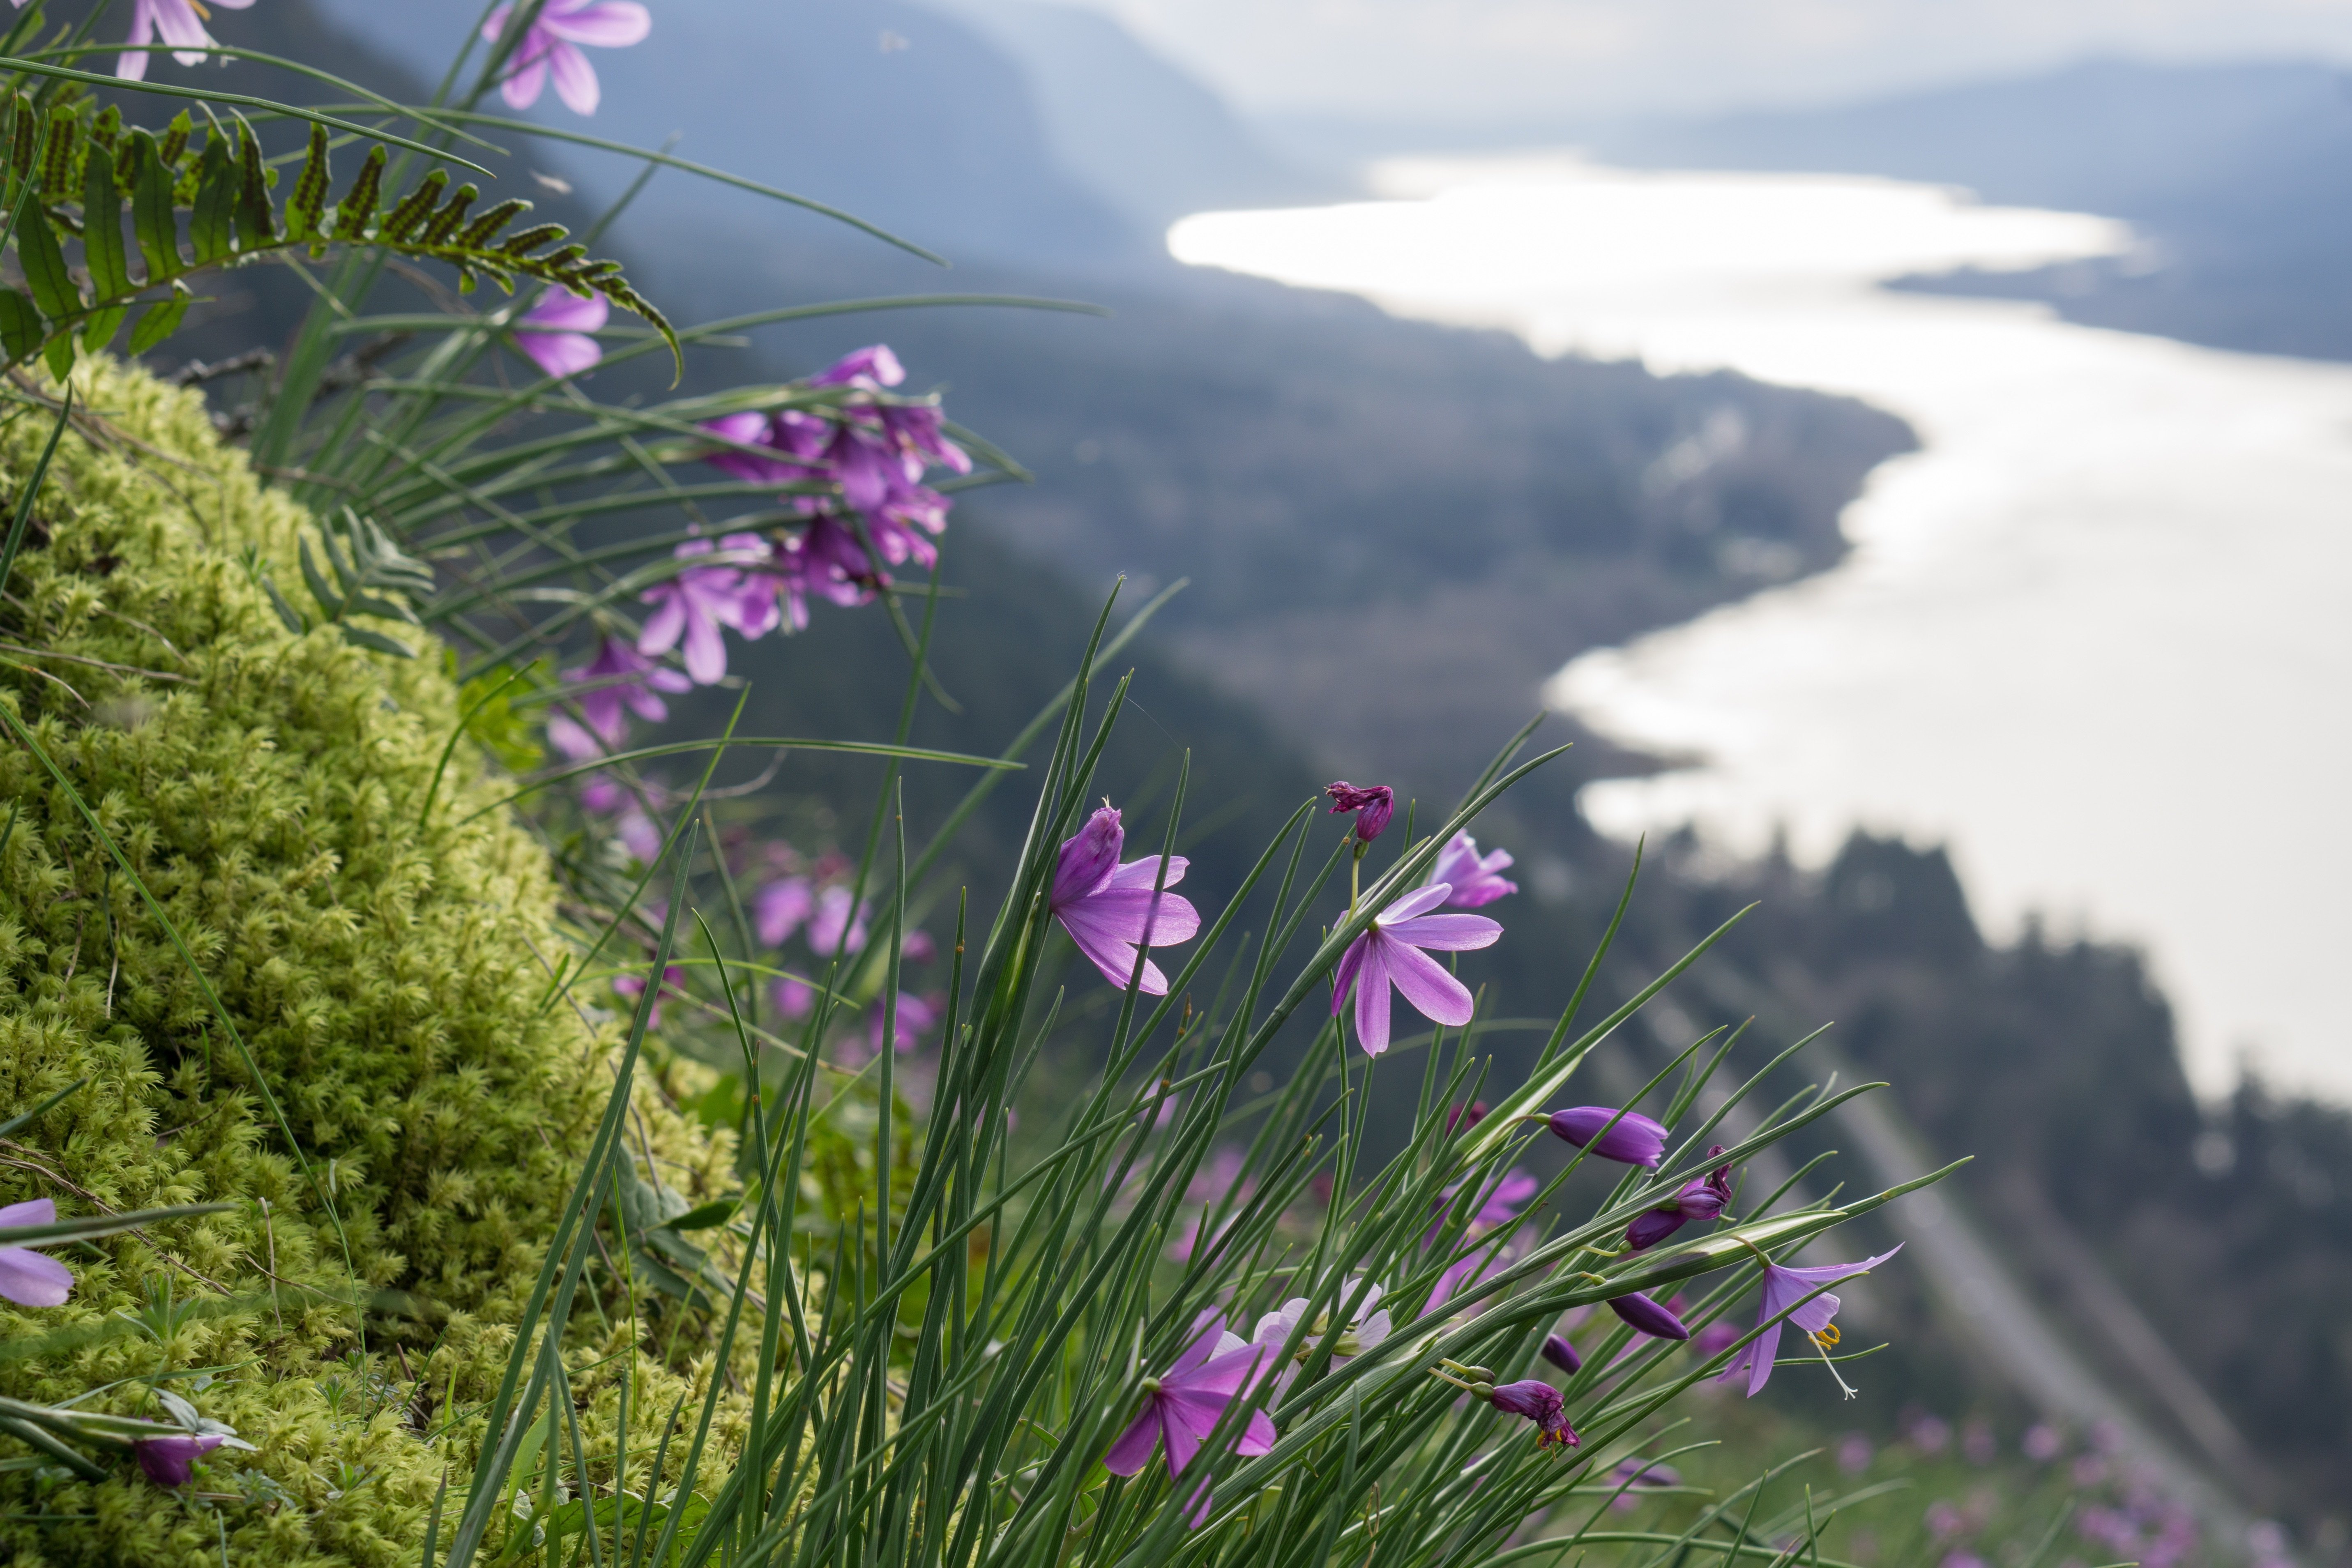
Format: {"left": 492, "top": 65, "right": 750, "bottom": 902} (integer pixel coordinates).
{"left": 233, "top": 115, "right": 276, "bottom": 248}
{"left": 286, "top": 122, "right": 329, "bottom": 246}
{"left": 188, "top": 136, "right": 235, "bottom": 264}
{"left": 332, "top": 143, "right": 386, "bottom": 241}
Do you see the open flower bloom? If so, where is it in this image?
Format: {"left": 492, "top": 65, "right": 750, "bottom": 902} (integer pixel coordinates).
{"left": 1431, "top": 831, "right": 1517, "bottom": 907}
{"left": 1103, "top": 1312, "right": 1277, "bottom": 1524}
{"left": 1625, "top": 1147, "right": 1733, "bottom": 1251}
{"left": 810, "top": 886, "right": 871, "bottom": 956}
{"left": 1540, "top": 1105, "right": 1668, "bottom": 1168}
{"left": 1487, "top": 1379, "right": 1578, "bottom": 1449}
{"left": 639, "top": 536, "right": 777, "bottom": 684}
{"left": 514, "top": 289, "right": 609, "bottom": 378}
{"left": 484, "top": 0, "right": 651, "bottom": 115}
{"left": 1333, "top": 883, "right": 1500, "bottom": 1055}
{"left": 1253, "top": 1278, "right": 1391, "bottom": 1396}
{"left": 553, "top": 634, "right": 692, "bottom": 758}
{"left": 810, "top": 344, "right": 905, "bottom": 389}
{"left": 1048, "top": 806, "right": 1200, "bottom": 994}
{"left": 1607, "top": 1290, "right": 1690, "bottom": 1341}
{"left": 0, "top": 1199, "right": 73, "bottom": 1307}
{"left": 1726, "top": 1244, "right": 1903, "bottom": 1398}
{"left": 754, "top": 876, "right": 813, "bottom": 947}
{"left": 1325, "top": 781, "right": 1394, "bottom": 843}
{"left": 117, "top": 0, "right": 252, "bottom": 81}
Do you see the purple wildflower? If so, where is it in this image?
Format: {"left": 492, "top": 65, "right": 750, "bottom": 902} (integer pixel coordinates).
{"left": 1325, "top": 781, "right": 1394, "bottom": 843}
{"left": 1539, "top": 1106, "right": 1668, "bottom": 1168}
{"left": 1430, "top": 831, "right": 1517, "bottom": 907}
{"left": 514, "top": 289, "right": 608, "bottom": 378}
{"left": 1486, "top": 1380, "right": 1578, "bottom": 1449}
{"left": 810, "top": 886, "right": 871, "bottom": 957}
{"left": 1607, "top": 1291, "right": 1690, "bottom": 1341}
{"left": 1445, "top": 1100, "right": 1488, "bottom": 1135}
{"left": 1047, "top": 806, "right": 1201, "bottom": 994}
{"left": 754, "top": 877, "right": 814, "bottom": 947}
{"left": 1540, "top": 1333, "right": 1582, "bottom": 1374}
{"left": 116, "top": 0, "right": 252, "bottom": 81}
{"left": 0, "top": 1199, "right": 73, "bottom": 1308}
{"left": 1610, "top": 1457, "right": 1682, "bottom": 1509}
{"left": 701, "top": 408, "right": 835, "bottom": 490}
{"left": 1427, "top": 1169, "right": 1537, "bottom": 1310}
{"left": 639, "top": 536, "right": 777, "bottom": 684}
{"left": 614, "top": 808, "right": 661, "bottom": 863}
{"left": 134, "top": 1432, "right": 225, "bottom": 1486}
{"left": 484, "top": 0, "right": 650, "bottom": 115}
{"left": 555, "top": 635, "right": 691, "bottom": 755}
{"left": 772, "top": 976, "right": 815, "bottom": 1019}
{"left": 1253, "top": 1278, "right": 1390, "bottom": 1396}
{"left": 868, "top": 991, "right": 940, "bottom": 1056}
{"left": 1625, "top": 1146, "right": 1733, "bottom": 1250}
{"left": 1691, "top": 1319, "right": 1741, "bottom": 1359}
{"left": 1332, "top": 883, "right": 1501, "bottom": 1056}
{"left": 614, "top": 965, "right": 686, "bottom": 1028}
{"left": 1724, "top": 1244, "right": 1903, "bottom": 1398}
{"left": 1103, "top": 1312, "right": 1277, "bottom": 1525}
{"left": 811, "top": 345, "right": 905, "bottom": 389}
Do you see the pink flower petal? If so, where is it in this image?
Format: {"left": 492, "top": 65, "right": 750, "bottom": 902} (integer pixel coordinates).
{"left": 519, "top": 331, "right": 601, "bottom": 379}
{"left": 544, "top": 0, "right": 651, "bottom": 46}
{"left": 1377, "top": 912, "right": 1502, "bottom": 952}
{"left": 1103, "top": 1405, "right": 1161, "bottom": 1476}
{"left": 1376, "top": 882, "right": 1453, "bottom": 924}
{"left": 0, "top": 1246, "right": 71, "bottom": 1307}
{"left": 524, "top": 289, "right": 609, "bottom": 333}
{"left": 1384, "top": 941, "right": 1476, "bottom": 1027}
{"left": 1108, "top": 854, "right": 1189, "bottom": 891}
{"left": 1331, "top": 930, "right": 1371, "bottom": 1018}
{"left": 1236, "top": 1407, "right": 1278, "bottom": 1456}
{"left": 546, "top": 39, "right": 600, "bottom": 115}
{"left": 0, "top": 1198, "right": 55, "bottom": 1227}
{"left": 1352, "top": 938, "right": 1394, "bottom": 1055}
{"left": 636, "top": 594, "right": 686, "bottom": 658}
{"left": 500, "top": 53, "right": 548, "bottom": 109}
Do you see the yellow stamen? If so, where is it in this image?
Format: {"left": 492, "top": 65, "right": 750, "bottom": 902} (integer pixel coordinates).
{"left": 1809, "top": 1324, "right": 1841, "bottom": 1349}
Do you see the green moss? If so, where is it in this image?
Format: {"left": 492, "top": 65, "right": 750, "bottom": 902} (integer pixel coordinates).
{"left": 0, "top": 360, "right": 737, "bottom": 1566}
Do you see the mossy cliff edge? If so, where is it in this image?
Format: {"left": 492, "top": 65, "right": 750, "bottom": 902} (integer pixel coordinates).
{"left": 0, "top": 360, "right": 737, "bottom": 1566}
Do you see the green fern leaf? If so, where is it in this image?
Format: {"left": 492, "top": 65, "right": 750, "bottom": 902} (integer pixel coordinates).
{"left": 131, "top": 130, "right": 180, "bottom": 283}
{"left": 332, "top": 144, "right": 385, "bottom": 242}
{"left": 419, "top": 184, "right": 477, "bottom": 247}
{"left": 38, "top": 106, "right": 74, "bottom": 204}
{"left": 127, "top": 283, "right": 190, "bottom": 355}
{"left": 14, "top": 196, "right": 76, "bottom": 323}
{"left": 0, "top": 288, "right": 39, "bottom": 363}
{"left": 455, "top": 197, "right": 528, "bottom": 250}
{"left": 233, "top": 116, "right": 276, "bottom": 248}
{"left": 188, "top": 136, "right": 235, "bottom": 265}
{"left": 378, "top": 168, "right": 446, "bottom": 243}
{"left": 297, "top": 536, "right": 345, "bottom": 619}
{"left": 286, "top": 123, "right": 330, "bottom": 247}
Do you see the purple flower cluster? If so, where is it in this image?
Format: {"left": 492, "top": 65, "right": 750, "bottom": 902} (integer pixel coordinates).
{"left": 688, "top": 345, "right": 972, "bottom": 637}
{"left": 484, "top": 0, "right": 650, "bottom": 116}
{"left": 1103, "top": 1311, "right": 1277, "bottom": 1524}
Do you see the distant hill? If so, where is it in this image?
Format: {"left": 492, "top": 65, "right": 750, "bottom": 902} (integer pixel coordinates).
{"left": 1593, "top": 58, "right": 2352, "bottom": 361}
{"left": 929, "top": 0, "right": 1336, "bottom": 232}
{"left": 313, "top": 0, "right": 1144, "bottom": 268}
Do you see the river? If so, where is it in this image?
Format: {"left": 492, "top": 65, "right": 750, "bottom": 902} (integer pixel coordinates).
{"left": 1169, "top": 152, "right": 2352, "bottom": 1100}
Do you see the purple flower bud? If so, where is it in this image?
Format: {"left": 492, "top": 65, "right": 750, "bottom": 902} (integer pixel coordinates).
{"left": 1487, "top": 1379, "right": 1577, "bottom": 1448}
{"left": 1051, "top": 806, "right": 1125, "bottom": 907}
{"left": 1624, "top": 1148, "right": 1734, "bottom": 1251}
{"left": 1541, "top": 1333, "right": 1582, "bottom": 1373}
{"left": 134, "top": 1433, "right": 224, "bottom": 1487}
{"left": 1607, "top": 1290, "right": 1690, "bottom": 1341}
{"left": 1325, "top": 781, "right": 1395, "bottom": 843}
{"left": 1542, "top": 1106, "right": 1668, "bottom": 1167}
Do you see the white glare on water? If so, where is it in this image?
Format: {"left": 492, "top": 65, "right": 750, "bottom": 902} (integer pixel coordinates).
{"left": 1170, "top": 156, "right": 2352, "bottom": 1099}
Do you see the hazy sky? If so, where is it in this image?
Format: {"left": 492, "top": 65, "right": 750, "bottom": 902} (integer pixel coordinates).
{"left": 1027, "top": 0, "right": 2352, "bottom": 120}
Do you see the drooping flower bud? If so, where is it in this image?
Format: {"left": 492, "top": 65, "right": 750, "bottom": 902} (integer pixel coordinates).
{"left": 1325, "top": 781, "right": 1395, "bottom": 843}
{"left": 1540, "top": 1106, "right": 1669, "bottom": 1168}
{"left": 1624, "top": 1147, "right": 1734, "bottom": 1251}
{"left": 1607, "top": 1290, "right": 1691, "bottom": 1341}
{"left": 1541, "top": 1333, "right": 1583, "bottom": 1373}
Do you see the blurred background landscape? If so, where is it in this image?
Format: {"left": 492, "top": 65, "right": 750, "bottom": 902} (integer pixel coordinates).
{"left": 157, "top": 0, "right": 2352, "bottom": 1557}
